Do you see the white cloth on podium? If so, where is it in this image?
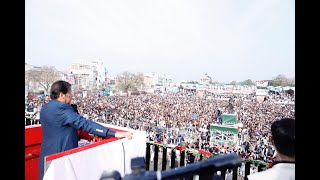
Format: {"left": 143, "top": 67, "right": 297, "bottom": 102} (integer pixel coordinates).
{"left": 44, "top": 129, "right": 146, "bottom": 180}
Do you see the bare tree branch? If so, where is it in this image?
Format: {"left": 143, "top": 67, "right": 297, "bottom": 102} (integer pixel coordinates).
{"left": 115, "top": 71, "right": 145, "bottom": 93}
{"left": 25, "top": 66, "right": 61, "bottom": 93}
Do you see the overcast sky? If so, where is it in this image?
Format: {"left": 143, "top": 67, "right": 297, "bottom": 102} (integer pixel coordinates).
{"left": 25, "top": 0, "right": 295, "bottom": 83}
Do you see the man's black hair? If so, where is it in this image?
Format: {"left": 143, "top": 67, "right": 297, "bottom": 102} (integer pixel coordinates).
{"left": 50, "top": 80, "right": 72, "bottom": 100}
{"left": 271, "top": 118, "right": 295, "bottom": 157}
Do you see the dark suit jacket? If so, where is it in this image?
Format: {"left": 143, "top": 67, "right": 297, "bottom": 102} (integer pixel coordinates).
{"left": 39, "top": 100, "right": 116, "bottom": 180}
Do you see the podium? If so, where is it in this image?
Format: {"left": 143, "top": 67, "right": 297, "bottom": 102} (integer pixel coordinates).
{"left": 25, "top": 123, "right": 146, "bottom": 180}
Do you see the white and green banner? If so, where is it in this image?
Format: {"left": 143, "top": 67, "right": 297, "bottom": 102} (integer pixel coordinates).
{"left": 221, "top": 113, "right": 237, "bottom": 125}
{"left": 210, "top": 124, "right": 238, "bottom": 134}
{"left": 210, "top": 124, "right": 238, "bottom": 145}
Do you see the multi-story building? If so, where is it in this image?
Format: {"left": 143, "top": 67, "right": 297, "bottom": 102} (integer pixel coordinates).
{"left": 157, "top": 73, "right": 173, "bottom": 86}
{"left": 144, "top": 73, "right": 155, "bottom": 89}
{"left": 91, "top": 60, "right": 109, "bottom": 89}
{"left": 143, "top": 72, "right": 174, "bottom": 93}
{"left": 70, "top": 59, "right": 108, "bottom": 90}
{"left": 199, "top": 73, "right": 212, "bottom": 84}
{"left": 70, "top": 62, "right": 92, "bottom": 90}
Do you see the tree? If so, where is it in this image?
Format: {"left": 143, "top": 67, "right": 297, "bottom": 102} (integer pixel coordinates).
{"left": 187, "top": 81, "right": 198, "bottom": 84}
{"left": 229, "top": 81, "right": 237, "bottom": 85}
{"left": 134, "top": 72, "right": 145, "bottom": 90}
{"left": 115, "top": 71, "right": 145, "bottom": 93}
{"left": 239, "top": 79, "right": 255, "bottom": 86}
{"left": 210, "top": 80, "right": 220, "bottom": 85}
{"left": 269, "top": 74, "right": 292, "bottom": 86}
{"left": 287, "top": 77, "right": 295, "bottom": 87}
{"left": 25, "top": 70, "right": 32, "bottom": 92}
{"left": 25, "top": 66, "right": 61, "bottom": 94}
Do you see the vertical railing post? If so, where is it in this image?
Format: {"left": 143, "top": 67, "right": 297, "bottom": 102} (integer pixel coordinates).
{"left": 221, "top": 169, "right": 226, "bottom": 180}
{"left": 170, "top": 149, "right": 176, "bottom": 169}
{"left": 232, "top": 167, "right": 238, "bottom": 180}
{"left": 199, "top": 154, "right": 203, "bottom": 161}
{"left": 180, "top": 150, "right": 185, "bottom": 167}
{"left": 162, "top": 147, "right": 167, "bottom": 171}
{"left": 146, "top": 143, "right": 150, "bottom": 171}
{"left": 244, "top": 161, "right": 251, "bottom": 180}
{"left": 154, "top": 145, "right": 159, "bottom": 171}
{"left": 184, "top": 152, "right": 194, "bottom": 180}
{"left": 198, "top": 169, "right": 212, "bottom": 180}
{"left": 189, "top": 153, "right": 195, "bottom": 163}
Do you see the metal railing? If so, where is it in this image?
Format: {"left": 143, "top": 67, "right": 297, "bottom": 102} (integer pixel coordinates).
{"left": 145, "top": 142, "right": 268, "bottom": 180}
{"left": 25, "top": 117, "right": 41, "bottom": 126}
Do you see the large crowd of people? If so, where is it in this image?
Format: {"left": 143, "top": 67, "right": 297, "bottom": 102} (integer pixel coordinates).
{"left": 25, "top": 90, "right": 295, "bottom": 165}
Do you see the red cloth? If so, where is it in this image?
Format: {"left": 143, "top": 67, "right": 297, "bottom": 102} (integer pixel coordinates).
{"left": 198, "top": 149, "right": 212, "bottom": 157}
{"left": 176, "top": 146, "right": 186, "bottom": 151}
{"left": 78, "top": 129, "right": 94, "bottom": 141}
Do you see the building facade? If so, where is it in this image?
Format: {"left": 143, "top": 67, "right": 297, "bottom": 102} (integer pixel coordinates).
{"left": 70, "top": 59, "right": 108, "bottom": 91}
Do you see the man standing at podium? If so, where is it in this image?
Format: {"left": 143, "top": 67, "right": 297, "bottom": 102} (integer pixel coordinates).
{"left": 39, "top": 80, "right": 133, "bottom": 180}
